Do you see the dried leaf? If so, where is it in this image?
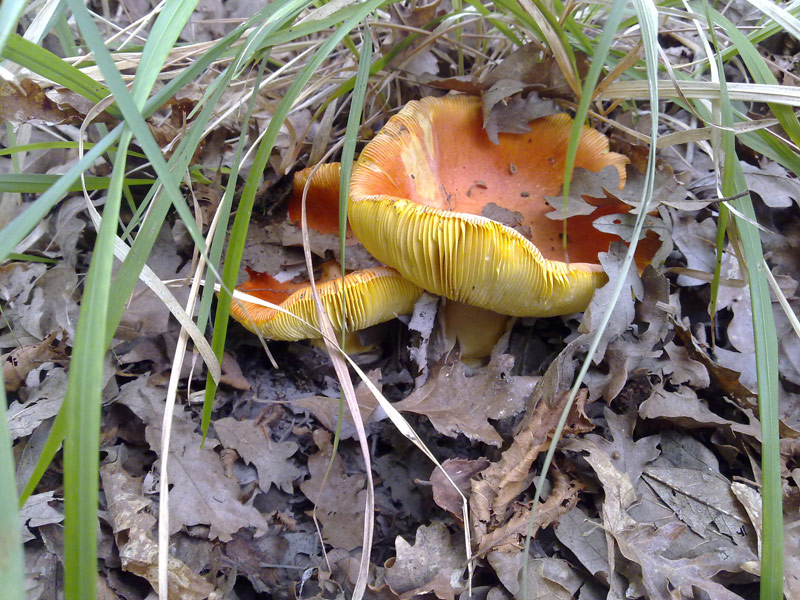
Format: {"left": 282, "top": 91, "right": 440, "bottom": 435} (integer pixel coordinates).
{"left": 474, "top": 469, "right": 582, "bottom": 555}
{"left": 384, "top": 522, "right": 466, "bottom": 600}
{"left": 293, "top": 369, "right": 383, "bottom": 439}
{"left": 642, "top": 466, "right": 754, "bottom": 544}
{"left": 393, "top": 354, "right": 534, "bottom": 446}
{"left": 7, "top": 367, "right": 67, "bottom": 440}
{"left": 214, "top": 417, "right": 302, "bottom": 493}
{"left": 430, "top": 457, "right": 489, "bottom": 520}
{"left": 298, "top": 430, "right": 366, "bottom": 551}
{"left": 100, "top": 457, "right": 216, "bottom": 599}
{"left": 741, "top": 159, "right": 800, "bottom": 208}
{"left": 553, "top": 506, "right": 610, "bottom": 583}
{"left": 612, "top": 522, "right": 754, "bottom": 600}
{"left": 579, "top": 243, "right": 643, "bottom": 360}
{"left": 488, "top": 553, "right": 582, "bottom": 599}
{"left": 583, "top": 408, "right": 660, "bottom": 487}
{"left": 482, "top": 91, "right": 558, "bottom": 145}
{"left": 2, "top": 329, "right": 69, "bottom": 393}
{"left": 19, "top": 492, "right": 63, "bottom": 543}
{"left": 0, "top": 79, "right": 86, "bottom": 126}
{"left": 639, "top": 383, "right": 761, "bottom": 439}
{"left": 115, "top": 377, "right": 269, "bottom": 541}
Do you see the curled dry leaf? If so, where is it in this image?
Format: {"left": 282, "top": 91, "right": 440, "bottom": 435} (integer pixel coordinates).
{"left": 467, "top": 389, "right": 592, "bottom": 555}
{"left": 430, "top": 457, "right": 490, "bottom": 520}
{"left": 473, "top": 468, "right": 583, "bottom": 556}
{"left": 487, "top": 552, "right": 583, "bottom": 599}
{"left": 100, "top": 457, "right": 216, "bottom": 600}
{"left": 2, "top": 329, "right": 69, "bottom": 393}
{"left": 0, "top": 78, "right": 102, "bottom": 126}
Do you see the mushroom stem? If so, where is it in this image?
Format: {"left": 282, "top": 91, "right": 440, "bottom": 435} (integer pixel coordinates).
{"left": 442, "top": 300, "right": 510, "bottom": 359}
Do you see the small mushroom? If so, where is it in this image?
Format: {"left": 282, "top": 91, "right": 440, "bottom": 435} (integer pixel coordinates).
{"left": 348, "top": 94, "right": 639, "bottom": 318}
{"left": 287, "top": 163, "right": 349, "bottom": 235}
{"left": 230, "top": 264, "right": 422, "bottom": 346}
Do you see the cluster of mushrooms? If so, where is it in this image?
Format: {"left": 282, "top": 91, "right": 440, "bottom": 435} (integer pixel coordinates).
{"left": 230, "top": 94, "right": 643, "bottom": 355}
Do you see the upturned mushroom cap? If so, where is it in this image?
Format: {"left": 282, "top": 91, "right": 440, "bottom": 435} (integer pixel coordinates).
{"left": 230, "top": 265, "right": 423, "bottom": 341}
{"left": 348, "top": 94, "right": 633, "bottom": 317}
{"left": 288, "top": 163, "right": 348, "bottom": 235}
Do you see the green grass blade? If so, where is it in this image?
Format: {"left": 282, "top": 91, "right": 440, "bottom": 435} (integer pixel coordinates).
{"left": 0, "top": 0, "right": 28, "bottom": 58}
{"left": 58, "top": 0, "right": 204, "bottom": 595}
{"left": 0, "top": 141, "right": 145, "bottom": 158}
{"left": 524, "top": 0, "right": 660, "bottom": 596}
{"left": 0, "top": 370, "right": 25, "bottom": 600}
{"left": 0, "top": 8, "right": 256, "bottom": 265}
{"left": 62, "top": 130, "right": 129, "bottom": 600}
{"left": 561, "top": 0, "right": 627, "bottom": 205}
{"left": 107, "top": 2, "right": 310, "bottom": 345}
{"left": 708, "top": 6, "right": 800, "bottom": 147}
{"left": 6, "top": 8, "right": 284, "bottom": 510}
{"left": 65, "top": 2, "right": 208, "bottom": 255}
{"left": 746, "top": 0, "right": 800, "bottom": 41}
{"left": 0, "top": 173, "right": 153, "bottom": 193}
{"left": 706, "top": 12, "right": 784, "bottom": 598}
{"left": 1, "top": 34, "right": 114, "bottom": 109}
{"left": 130, "top": 0, "right": 199, "bottom": 104}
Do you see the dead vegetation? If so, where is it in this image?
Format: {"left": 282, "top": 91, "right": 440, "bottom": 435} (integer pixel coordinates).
{"left": 2, "top": 1, "right": 800, "bottom": 599}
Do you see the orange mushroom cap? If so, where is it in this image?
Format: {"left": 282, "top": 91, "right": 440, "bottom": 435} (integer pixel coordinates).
{"left": 230, "top": 266, "right": 423, "bottom": 341}
{"left": 348, "top": 94, "right": 636, "bottom": 317}
{"left": 288, "top": 163, "right": 349, "bottom": 235}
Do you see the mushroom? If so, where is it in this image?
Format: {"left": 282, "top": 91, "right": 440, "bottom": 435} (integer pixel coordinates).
{"left": 287, "top": 163, "right": 348, "bottom": 235}
{"left": 230, "top": 263, "right": 423, "bottom": 350}
{"left": 348, "top": 94, "right": 637, "bottom": 318}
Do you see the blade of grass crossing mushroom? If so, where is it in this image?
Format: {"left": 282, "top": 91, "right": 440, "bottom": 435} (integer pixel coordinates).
{"left": 560, "top": 0, "right": 626, "bottom": 255}
{"left": 298, "top": 23, "right": 377, "bottom": 600}
{"left": 302, "top": 34, "right": 374, "bottom": 564}
{"left": 337, "top": 29, "right": 372, "bottom": 348}
{"left": 201, "top": 0, "right": 388, "bottom": 441}
{"left": 0, "top": 371, "right": 24, "bottom": 600}
{"left": 707, "top": 10, "right": 784, "bottom": 598}
{"left": 523, "top": 1, "right": 660, "bottom": 597}
{"left": 301, "top": 160, "right": 377, "bottom": 600}
{"left": 107, "top": 3, "right": 309, "bottom": 351}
